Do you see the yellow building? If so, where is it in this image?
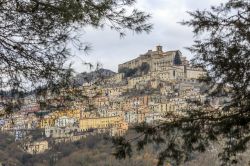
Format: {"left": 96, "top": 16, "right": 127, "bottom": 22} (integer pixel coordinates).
{"left": 79, "top": 116, "right": 124, "bottom": 131}
{"left": 39, "top": 109, "right": 81, "bottom": 128}
{"left": 52, "top": 109, "right": 81, "bottom": 119}
{"left": 110, "top": 121, "right": 129, "bottom": 136}
{"left": 39, "top": 116, "right": 55, "bottom": 128}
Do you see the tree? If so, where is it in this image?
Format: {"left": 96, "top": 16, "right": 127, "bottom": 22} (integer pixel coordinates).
{"left": 0, "top": 0, "right": 152, "bottom": 90}
{"left": 173, "top": 51, "right": 182, "bottom": 65}
{"left": 119, "top": 63, "right": 150, "bottom": 77}
{"left": 119, "top": 67, "right": 138, "bottom": 77}
{"left": 140, "top": 62, "right": 150, "bottom": 74}
{"left": 0, "top": 0, "right": 152, "bottom": 114}
{"left": 113, "top": 0, "right": 250, "bottom": 165}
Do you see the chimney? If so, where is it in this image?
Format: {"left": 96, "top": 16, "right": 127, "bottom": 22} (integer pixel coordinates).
{"left": 156, "top": 45, "right": 163, "bottom": 52}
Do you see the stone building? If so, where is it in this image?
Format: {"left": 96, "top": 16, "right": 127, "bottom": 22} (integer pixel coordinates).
{"left": 23, "top": 140, "right": 49, "bottom": 154}
{"left": 118, "top": 45, "right": 206, "bottom": 80}
{"left": 118, "top": 46, "right": 186, "bottom": 72}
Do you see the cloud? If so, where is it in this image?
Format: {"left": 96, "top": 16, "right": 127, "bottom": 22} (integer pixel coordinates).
{"left": 69, "top": 0, "right": 228, "bottom": 73}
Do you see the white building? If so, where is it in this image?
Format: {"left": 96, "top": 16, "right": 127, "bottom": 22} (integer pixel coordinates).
{"left": 55, "top": 116, "right": 77, "bottom": 127}
{"left": 145, "top": 112, "right": 162, "bottom": 124}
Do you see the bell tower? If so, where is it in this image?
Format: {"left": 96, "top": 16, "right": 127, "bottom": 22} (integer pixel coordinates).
{"left": 156, "top": 45, "right": 163, "bottom": 52}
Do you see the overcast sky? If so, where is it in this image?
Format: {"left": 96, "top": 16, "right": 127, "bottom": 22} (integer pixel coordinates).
{"left": 69, "top": 0, "right": 227, "bottom": 73}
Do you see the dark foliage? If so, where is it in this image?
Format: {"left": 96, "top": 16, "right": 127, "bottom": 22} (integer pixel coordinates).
{"left": 140, "top": 62, "right": 150, "bottom": 74}
{"left": 119, "top": 62, "right": 150, "bottom": 77}
{"left": 112, "top": 136, "right": 132, "bottom": 159}
{"left": 74, "top": 68, "right": 115, "bottom": 86}
{"left": 173, "top": 51, "right": 182, "bottom": 65}
{"left": 119, "top": 67, "right": 138, "bottom": 77}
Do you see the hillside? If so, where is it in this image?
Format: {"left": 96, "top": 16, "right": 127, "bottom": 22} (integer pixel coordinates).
{"left": 73, "top": 68, "right": 116, "bottom": 86}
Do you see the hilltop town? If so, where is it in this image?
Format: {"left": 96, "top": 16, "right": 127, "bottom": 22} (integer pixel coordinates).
{"left": 0, "top": 46, "right": 214, "bottom": 155}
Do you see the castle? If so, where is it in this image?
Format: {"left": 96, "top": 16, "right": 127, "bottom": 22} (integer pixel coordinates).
{"left": 118, "top": 45, "right": 206, "bottom": 80}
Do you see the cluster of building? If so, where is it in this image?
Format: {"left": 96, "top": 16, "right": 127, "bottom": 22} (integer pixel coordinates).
{"left": 0, "top": 46, "right": 211, "bottom": 155}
